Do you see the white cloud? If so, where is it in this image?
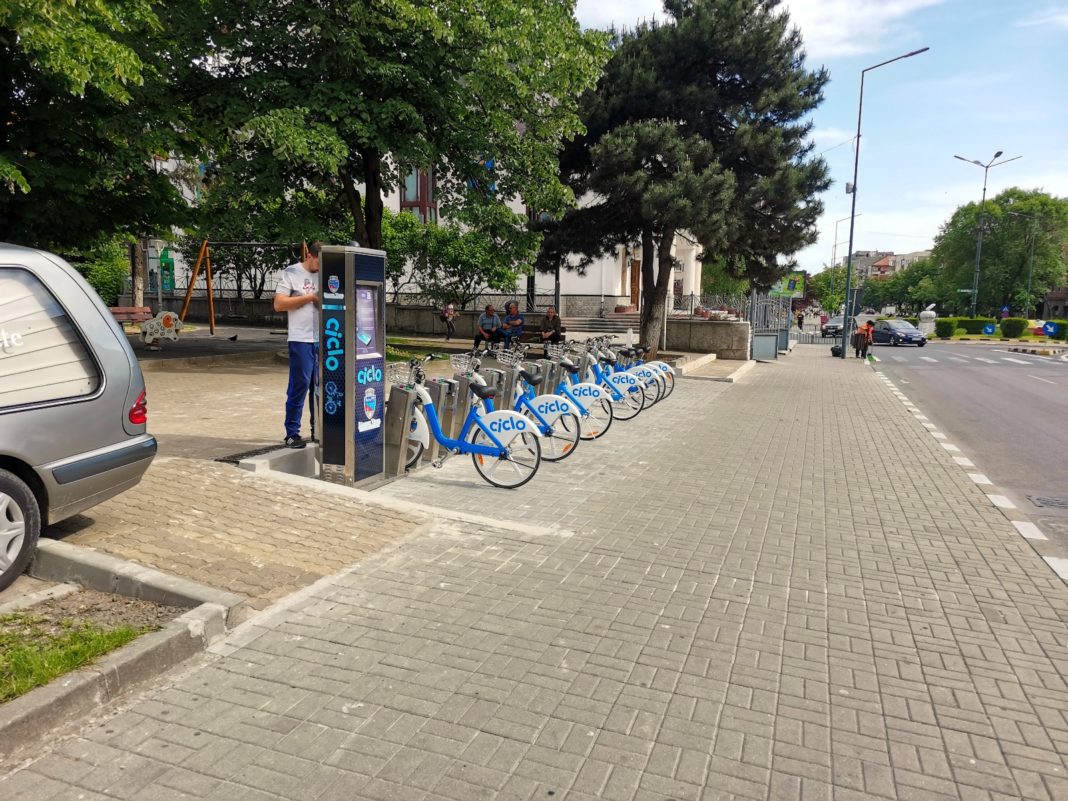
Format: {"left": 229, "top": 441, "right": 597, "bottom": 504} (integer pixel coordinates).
{"left": 574, "top": 0, "right": 663, "bottom": 31}
{"left": 575, "top": 0, "right": 942, "bottom": 59}
{"left": 784, "top": 0, "right": 943, "bottom": 59}
{"left": 1016, "top": 5, "right": 1068, "bottom": 29}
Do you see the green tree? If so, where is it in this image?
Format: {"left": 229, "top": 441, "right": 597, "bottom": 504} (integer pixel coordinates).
{"left": 931, "top": 188, "right": 1068, "bottom": 316}
{"left": 0, "top": 0, "right": 157, "bottom": 193}
{"left": 809, "top": 265, "right": 846, "bottom": 314}
{"left": 540, "top": 0, "right": 830, "bottom": 349}
{"left": 198, "top": 0, "right": 607, "bottom": 250}
{"left": 386, "top": 202, "right": 540, "bottom": 309}
{"left": 1, "top": 1, "right": 206, "bottom": 250}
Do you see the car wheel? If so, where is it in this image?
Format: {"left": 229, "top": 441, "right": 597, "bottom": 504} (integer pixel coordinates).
{"left": 0, "top": 469, "right": 41, "bottom": 592}
{"left": 891, "top": 336, "right": 900, "bottom": 346}
{"left": 918, "top": 341, "right": 926, "bottom": 347}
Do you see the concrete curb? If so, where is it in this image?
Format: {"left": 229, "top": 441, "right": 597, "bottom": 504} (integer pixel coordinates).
{"left": 1008, "top": 346, "right": 1064, "bottom": 357}
{"left": 30, "top": 539, "right": 248, "bottom": 627}
{"left": 673, "top": 352, "right": 718, "bottom": 374}
{"left": 682, "top": 359, "right": 756, "bottom": 383}
{"left": 0, "top": 603, "right": 226, "bottom": 764}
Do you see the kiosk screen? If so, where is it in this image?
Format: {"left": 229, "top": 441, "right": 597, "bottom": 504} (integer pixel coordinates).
{"left": 355, "top": 286, "right": 381, "bottom": 359}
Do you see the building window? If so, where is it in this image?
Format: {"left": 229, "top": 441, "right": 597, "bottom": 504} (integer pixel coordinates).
{"left": 400, "top": 168, "right": 437, "bottom": 224}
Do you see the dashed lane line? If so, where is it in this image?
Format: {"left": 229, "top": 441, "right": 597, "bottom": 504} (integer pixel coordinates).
{"left": 1013, "top": 521, "right": 1048, "bottom": 541}
{"left": 1028, "top": 374, "right": 1056, "bottom": 385}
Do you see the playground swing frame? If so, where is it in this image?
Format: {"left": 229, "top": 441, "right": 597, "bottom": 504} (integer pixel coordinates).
{"left": 178, "top": 239, "right": 308, "bottom": 335}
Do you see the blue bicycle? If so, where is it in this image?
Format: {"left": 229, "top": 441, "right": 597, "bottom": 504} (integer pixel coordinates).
{"left": 492, "top": 348, "right": 582, "bottom": 461}
{"left": 571, "top": 342, "right": 645, "bottom": 420}
{"left": 406, "top": 356, "right": 543, "bottom": 488}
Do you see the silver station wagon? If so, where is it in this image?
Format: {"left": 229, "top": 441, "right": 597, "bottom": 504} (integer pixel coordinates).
{"left": 0, "top": 244, "right": 156, "bottom": 590}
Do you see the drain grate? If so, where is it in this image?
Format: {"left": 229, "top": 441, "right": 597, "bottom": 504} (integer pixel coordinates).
{"left": 215, "top": 444, "right": 289, "bottom": 465}
{"left": 1029, "top": 496, "right": 1068, "bottom": 509}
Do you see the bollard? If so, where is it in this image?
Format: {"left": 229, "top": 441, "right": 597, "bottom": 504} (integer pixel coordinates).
{"left": 383, "top": 385, "right": 417, "bottom": 478}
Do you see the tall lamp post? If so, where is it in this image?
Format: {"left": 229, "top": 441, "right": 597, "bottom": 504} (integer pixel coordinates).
{"left": 829, "top": 213, "right": 861, "bottom": 307}
{"left": 953, "top": 152, "right": 1021, "bottom": 317}
{"left": 840, "top": 46, "right": 930, "bottom": 359}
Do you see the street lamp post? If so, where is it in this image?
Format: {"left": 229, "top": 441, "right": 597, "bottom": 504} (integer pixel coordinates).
{"left": 953, "top": 152, "right": 1021, "bottom": 317}
{"left": 829, "top": 213, "right": 860, "bottom": 307}
{"left": 840, "top": 46, "right": 930, "bottom": 359}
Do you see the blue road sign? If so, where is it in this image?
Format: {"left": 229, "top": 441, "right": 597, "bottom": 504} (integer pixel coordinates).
{"left": 983, "top": 323, "right": 996, "bottom": 335}
{"left": 1044, "top": 322, "right": 1060, "bottom": 337}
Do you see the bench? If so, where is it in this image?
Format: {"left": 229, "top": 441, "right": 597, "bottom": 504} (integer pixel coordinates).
{"left": 110, "top": 306, "right": 153, "bottom": 324}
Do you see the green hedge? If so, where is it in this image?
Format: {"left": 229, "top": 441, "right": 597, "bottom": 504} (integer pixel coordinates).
{"left": 999, "top": 318, "right": 1028, "bottom": 338}
{"left": 903, "top": 317, "right": 919, "bottom": 326}
{"left": 956, "top": 317, "right": 997, "bottom": 335}
{"left": 934, "top": 318, "right": 956, "bottom": 338}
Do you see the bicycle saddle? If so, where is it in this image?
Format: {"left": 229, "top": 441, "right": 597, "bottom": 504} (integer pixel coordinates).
{"left": 561, "top": 362, "right": 580, "bottom": 374}
{"left": 469, "top": 383, "right": 497, "bottom": 400}
{"left": 519, "top": 369, "right": 543, "bottom": 387}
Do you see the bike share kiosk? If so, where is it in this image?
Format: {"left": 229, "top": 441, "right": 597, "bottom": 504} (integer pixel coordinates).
{"left": 318, "top": 245, "right": 387, "bottom": 486}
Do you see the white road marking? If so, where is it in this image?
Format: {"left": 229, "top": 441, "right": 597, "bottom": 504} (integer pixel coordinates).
{"left": 1002, "top": 357, "right": 1033, "bottom": 365}
{"left": 987, "top": 494, "right": 1016, "bottom": 509}
{"left": 941, "top": 443, "right": 961, "bottom": 453}
{"left": 1028, "top": 374, "right": 1056, "bottom": 385}
{"left": 953, "top": 456, "right": 975, "bottom": 467}
{"left": 948, "top": 356, "right": 969, "bottom": 363}
{"left": 1012, "top": 521, "right": 1048, "bottom": 541}
{"left": 920, "top": 356, "right": 938, "bottom": 363}
{"left": 968, "top": 473, "right": 992, "bottom": 485}
{"left": 931, "top": 432, "right": 947, "bottom": 440}
{"left": 922, "top": 422, "right": 937, "bottom": 429}
{"left": 975, "top": 357, "right": 997, "bottom": 363}
{"left": 913, "top": 414, "right": 928, "bottom": 421}
{"left": 1044, "top": 557, "right": 1068, "bottom": 581}
{"left": 891, "top": 356, "right": 906, "bottom": 362}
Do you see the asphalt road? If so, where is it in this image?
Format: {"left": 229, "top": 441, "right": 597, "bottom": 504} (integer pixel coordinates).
{"left": 872, "top": 340, "right": 1068, "bottom": 550}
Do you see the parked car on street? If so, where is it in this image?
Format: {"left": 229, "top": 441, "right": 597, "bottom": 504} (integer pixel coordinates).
{"left": 821, "top": 317, "right": 844, "bottom": 338}
{"left": 872, "top": 319, "right": 927, "bottom": 347}
{"left": 0, "top": 244, "right": 157, "bottom": 591}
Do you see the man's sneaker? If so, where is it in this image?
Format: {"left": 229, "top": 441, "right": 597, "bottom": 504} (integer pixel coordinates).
{"left": 284, "top": 435, "right": 307, "bottom": 449}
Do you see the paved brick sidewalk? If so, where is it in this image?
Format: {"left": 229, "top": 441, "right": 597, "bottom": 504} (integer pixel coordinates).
{"left": 7, "top": 346, "right": 1068, "bottom": 800}
{"left": 50, "top": 458, "right": 428, "bottom": 611}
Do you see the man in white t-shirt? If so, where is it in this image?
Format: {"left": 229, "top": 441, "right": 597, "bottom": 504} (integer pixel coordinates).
{"left": 273, "top": 242, "right": 321, "bottom": 448}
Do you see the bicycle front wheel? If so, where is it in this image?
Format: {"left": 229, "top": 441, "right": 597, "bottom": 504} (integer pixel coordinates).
{"left": 532, "top": 411, "right": 581, "bottom": 462}
{"left": 469, "top": 430, "right": 541, "bottom": 488}
{"left": 405, "top": 439, "right": 424, "bottom": 470}
{"left": 578, "top": 398, "right": 613, "bottom": 440}
{"left": 610, "top": 384, "right": 645, "bottom": 420}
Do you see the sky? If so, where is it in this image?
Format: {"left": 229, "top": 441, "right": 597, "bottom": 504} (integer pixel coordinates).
{"left": 573, "top": 0, "right": 1068, "bottom": 275}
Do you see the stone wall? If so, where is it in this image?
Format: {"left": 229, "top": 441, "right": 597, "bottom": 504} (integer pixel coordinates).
{"left": 665, "top": 319, "right": 751, "bottom": 360}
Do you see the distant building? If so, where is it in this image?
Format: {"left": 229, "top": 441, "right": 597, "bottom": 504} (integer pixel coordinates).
{"left": 840, "top": 249, "right": 931, "bottom": 281}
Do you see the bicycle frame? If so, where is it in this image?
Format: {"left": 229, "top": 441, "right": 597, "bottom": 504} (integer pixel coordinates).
{"left": 412, "top": 383, "right": 537, "bottom": 457}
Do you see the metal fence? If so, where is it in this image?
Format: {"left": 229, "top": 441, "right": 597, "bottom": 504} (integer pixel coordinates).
{"left": 671, "top": 293, "right": 750, "bottom": 321}
{"left": 749, "top": 294, "right": 792, "bottom": 333}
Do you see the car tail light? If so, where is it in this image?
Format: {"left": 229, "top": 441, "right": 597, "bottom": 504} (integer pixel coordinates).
{"left": 129, "top": 389, "right": 148, "bottom": 425}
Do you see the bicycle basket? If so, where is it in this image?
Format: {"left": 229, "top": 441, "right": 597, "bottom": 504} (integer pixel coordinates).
{"left": 545, "top": 343, "right": 567, "bottom": 361}
{"left": 449, "top": 353, "right": 473, "bottom": 373}
{"left": 496, "top": 348, "right": 527, "bottom": 367}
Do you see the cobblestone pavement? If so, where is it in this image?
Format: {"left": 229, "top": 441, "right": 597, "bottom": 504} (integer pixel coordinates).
{"left": 50, "top": 458, "right": 428, "bottom": 610}
{"left": 7, "top": 346, "right": 1068, "bottom": 800}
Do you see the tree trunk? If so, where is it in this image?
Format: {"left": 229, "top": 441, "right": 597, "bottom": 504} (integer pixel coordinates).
{"left": 340, "top": 166, "right": 369, "bottom": 247}
{"left": 639, "top": 227, "right": 677, "bottom": 355}
{"left": 640, "top": 226, "right": 655, "bottom": 319}
{"left": 363, "top": 149, "right": 384, "bottom": 250}
{"left": 131, "top": 239, "right": 146, "bottom": 308}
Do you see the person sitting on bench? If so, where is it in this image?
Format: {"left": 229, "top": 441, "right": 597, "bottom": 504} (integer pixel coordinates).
{"left": 500, "top": 301, "right": 525, "bottom": 348}
{"left": 539, "top": 306, "right": 564, "bottom": 356}
{"left": 474, "top": 304, "right": 503, "bottom": 350}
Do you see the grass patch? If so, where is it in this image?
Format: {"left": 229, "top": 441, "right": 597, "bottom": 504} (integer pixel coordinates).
{"left": 386, "top": 344, "right": 443, "bottom": 362}
{"left": 0, "top": 613, "right": 149, "bottom": 703}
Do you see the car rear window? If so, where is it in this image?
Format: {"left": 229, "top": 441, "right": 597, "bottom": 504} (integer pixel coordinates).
{"left": 0, "top": 267, "right": 101, "bottom": 409}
